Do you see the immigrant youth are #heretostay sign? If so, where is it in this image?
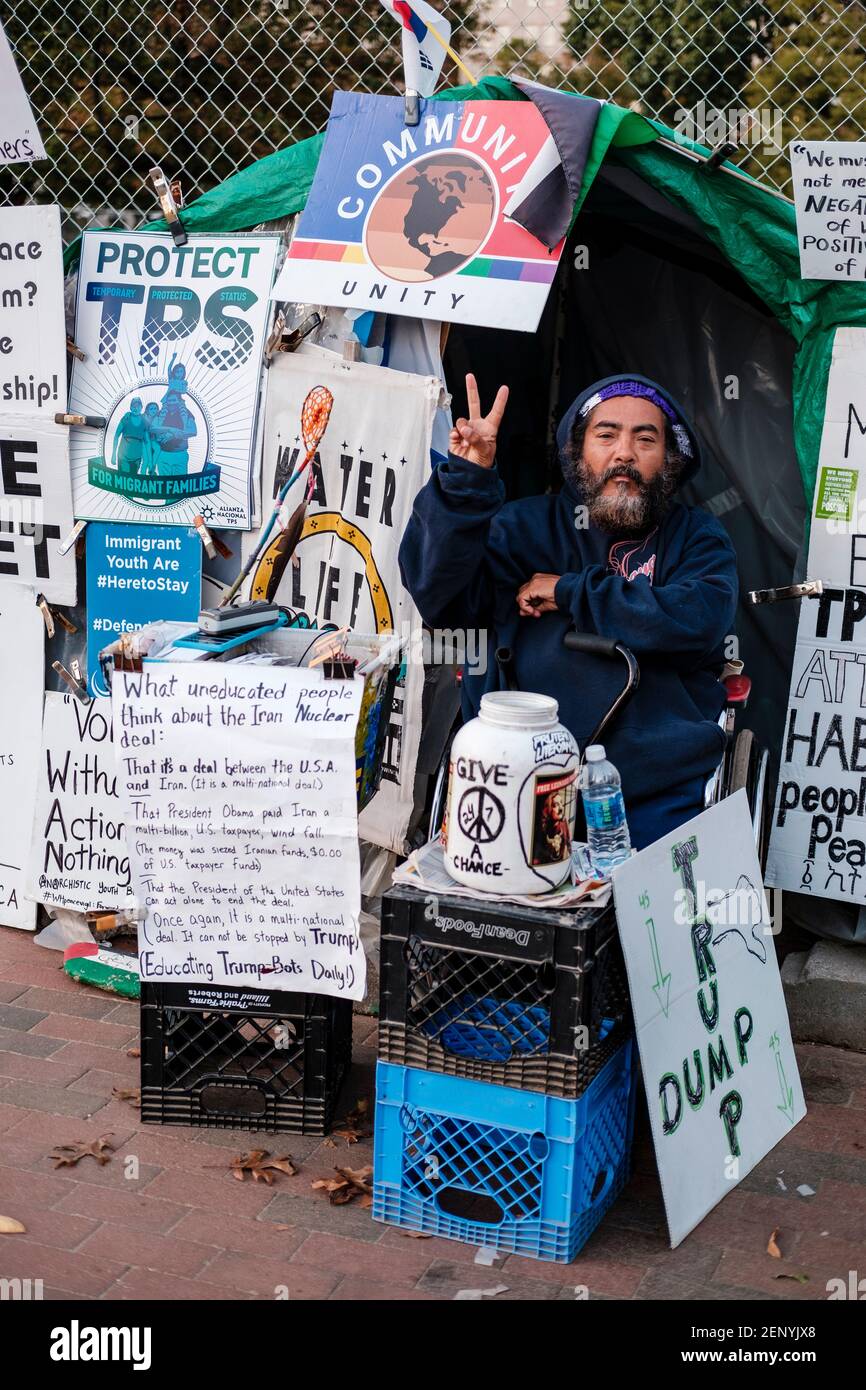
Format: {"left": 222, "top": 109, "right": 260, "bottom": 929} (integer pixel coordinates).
{"left": 272, "top": 92, "right": 564, "bottom": 332}
{"left": 69, "top": 231, "right": 279, "bottom": 529}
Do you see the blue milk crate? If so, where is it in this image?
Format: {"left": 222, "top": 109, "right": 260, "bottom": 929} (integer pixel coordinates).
{"left": 373, "top": 1039, "right": 635, "bottom": 1263}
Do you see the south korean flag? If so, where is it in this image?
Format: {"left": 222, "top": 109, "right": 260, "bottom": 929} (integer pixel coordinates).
{"left": 381, "top": 0, "right": 452, "bottom": 97}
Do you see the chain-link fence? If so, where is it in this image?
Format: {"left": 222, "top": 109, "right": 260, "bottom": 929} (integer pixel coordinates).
{"left": 2, "top": 0, "right": 865, "bottom": 239}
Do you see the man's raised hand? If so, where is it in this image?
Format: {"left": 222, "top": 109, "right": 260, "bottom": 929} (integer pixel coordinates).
{"left": 448, "top": 372, "right": 509, "bottom": 470}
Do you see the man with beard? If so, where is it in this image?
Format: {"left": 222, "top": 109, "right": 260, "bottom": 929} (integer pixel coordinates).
{"left": 399, "top": 373, "right": 738, "bottom": 850}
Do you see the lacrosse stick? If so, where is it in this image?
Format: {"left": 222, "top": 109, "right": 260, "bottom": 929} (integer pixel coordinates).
{"left": 220, "top": 384, "right": 334, "bottom": 607}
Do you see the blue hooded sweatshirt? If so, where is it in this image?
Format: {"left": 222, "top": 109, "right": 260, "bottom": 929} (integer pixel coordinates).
{"left": 399, "top": 375, "right": 739, "bottom": 850}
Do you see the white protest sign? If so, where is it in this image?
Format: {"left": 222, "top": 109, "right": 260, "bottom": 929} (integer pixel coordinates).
{"left": 612, "top": 792, "right": 804, "bottom": 1248}
{"left": 0, "top": 206, "right": 66, "bottom": 416}
{"left": 0, "top": 584, "right": 43, "bottom": 928}
{"left": 0, "top": 22, "right": 45, "bottom": 164}
{"left": 114, "top": 663, "right": 366, "bottom": 1000}
{"left": 26, "top": 693, "right": 137, "bottom": 913}
{"left": 790, "top": 141, "right": 866, "bottom": 281}
{"left": 767, "top": 327, "right": 866, "bottom": 903}
{"left": 0, "top": 423, "right": 76, "bottom": 603}
{"left": 69, "top": 231, "right": 279, "bottom": 528}
{"left": 246, "top": 345, "right": 438, "bottom": 853}
{"left": 766, "top": 588, "right": 866, "bottom": 904}
{"left": 798, "top": 327, "right": 866, "bottom": 586}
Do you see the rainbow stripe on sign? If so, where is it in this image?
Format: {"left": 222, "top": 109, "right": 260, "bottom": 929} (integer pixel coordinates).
{"left": 290, "top": 239, "right": 557, "bottom": 282}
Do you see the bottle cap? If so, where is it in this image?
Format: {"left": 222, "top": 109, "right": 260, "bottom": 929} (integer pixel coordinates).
{"left": 585, "top": 744, "right": 606, "bottom": 762}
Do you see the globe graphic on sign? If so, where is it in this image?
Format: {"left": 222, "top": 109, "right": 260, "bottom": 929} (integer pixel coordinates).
{"left": 365, "top": 151, "right": 497, "bottom": 283}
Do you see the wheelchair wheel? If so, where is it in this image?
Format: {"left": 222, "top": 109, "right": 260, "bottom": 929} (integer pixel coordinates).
{"left": 727, "top": 729, "right": 772, "bottom": 874}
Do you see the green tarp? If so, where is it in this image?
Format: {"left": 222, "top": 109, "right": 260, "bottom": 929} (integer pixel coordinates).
{"left": 64, "top": 75, "right": 866, "bottom": 503}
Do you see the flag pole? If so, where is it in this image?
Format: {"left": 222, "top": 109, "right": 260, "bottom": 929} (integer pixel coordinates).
{"left": 423, "top": 23, "right": 479, "bottom": 86}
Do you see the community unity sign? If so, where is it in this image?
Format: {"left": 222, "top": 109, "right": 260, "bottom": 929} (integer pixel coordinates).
{"left": 272, "top": 92, "right": 564, "bottom": 332}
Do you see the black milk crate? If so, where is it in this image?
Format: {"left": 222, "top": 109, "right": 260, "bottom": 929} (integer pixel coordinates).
{"left": 378, "top": 883, "right": 631, "bottom": 1099}
{"left": 140, "top": 981, "right": 352, "bottom": 1134}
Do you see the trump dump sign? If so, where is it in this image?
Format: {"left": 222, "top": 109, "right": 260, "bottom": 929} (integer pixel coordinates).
{"left": 272, "top": 92, "right": 564, "bottom": 332}
{"left": 69, "top": 231, "right": 279, "bottom": 529}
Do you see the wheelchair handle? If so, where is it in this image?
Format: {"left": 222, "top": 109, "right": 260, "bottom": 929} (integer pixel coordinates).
{"left": 563, "top": 631, "right": 622, "bottom": 660}
{"left": 564, "top": 630, "right": 641, "bottom": 753}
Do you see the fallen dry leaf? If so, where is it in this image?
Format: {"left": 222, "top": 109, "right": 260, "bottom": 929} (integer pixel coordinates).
{"left": 774, "top": 1272, "right": 809, "bottom": 1284}
{"left": 126, "top": 1046, "right": 140, "bottom": 1058}
{"left": 323, "top": 1137, "right": 338, "bottom": 1149}
{"left": 401, "top": 1229, "right": 432, "bottom": 1240}
{"left": 50, "top": 1135, "right": 115, "bottom": 1169}
{"left": 0, "top": 1215, "right": 26, "bottom": 1235}
{"left": 312, "top": 1164, "right": 373, "bottom": 1206}
{"left": 331, "top": 1098, "right": 372, "bottom": 1146}
{"left": 767, "top": 1228, "right": 782, "bottom": 1259}
{"left": 112, "top": 1086, "right": 141, "bottom": 1108}
{"left": 228, "top": 1150, "right": 298, "bottom": 1185}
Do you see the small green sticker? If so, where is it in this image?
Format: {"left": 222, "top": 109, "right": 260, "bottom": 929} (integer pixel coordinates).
{"left": 815, "top": 466, "right": 859, "bottom": 522}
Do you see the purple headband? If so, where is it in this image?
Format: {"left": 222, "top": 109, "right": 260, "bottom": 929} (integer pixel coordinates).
{"left": 578, "top": 380, "right": 693, "bottom": 458}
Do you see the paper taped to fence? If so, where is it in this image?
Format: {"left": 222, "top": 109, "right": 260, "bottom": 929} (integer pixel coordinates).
{"left": 790, "top": 142, "right": 866, "bottom": 282}
{"left": 27, "top": 693, "right": 137, "bottom": 913}
{"left": 69, "top": 230, "right": 279, "bottom": 528}
{"left": 0, "top": 584, "right": 43, "bottom": 929}
{"left": 0, "top": 205, "right": 66, "bottom": 417}
{"left": 272, "top": 92, "right": 564, "bottom": 332}
{"left": 0, "top": 22, "right": 45, "bottom": 164}
{"left": 612, "top": 793, "right": 805, "bottom": 1249}
{"left": 114, "top": 663, "right": 365, "bottom": 1000}
{"left": 246, "top": 345, "right": 439, "bottom": 853}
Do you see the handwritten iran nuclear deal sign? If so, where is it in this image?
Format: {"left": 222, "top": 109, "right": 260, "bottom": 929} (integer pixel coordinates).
{"left": 767, "top": 328, "right": 866, "bottom": 904}
{"left": 69, "top": 231, "right": 279, "bottom": 529}
{"left": 272, "top": 92, "right": 564, "bottom": 332}
{"left": 114, "top": 663, "right": 366, "bottom": 1000}
{"left": 612, "top": 793, "right": 804, "bottom": 1249}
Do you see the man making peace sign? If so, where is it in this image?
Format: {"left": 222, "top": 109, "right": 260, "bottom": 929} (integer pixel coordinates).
{"left": 399, "top": 372, "right": 738, "bottom": 850}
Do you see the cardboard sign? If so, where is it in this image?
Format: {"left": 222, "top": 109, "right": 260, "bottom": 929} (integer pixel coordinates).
{"left": 86, "top": 523, "right": 202, "bottom": 696}
{"left": 69, "top": 231, "right": 280, "bottom": 528}
{"left": 612, "top": 793, "right": 805, "bottom": 1248}
{"left": 767, "top": 328, "right": 866, "bottom": 903}
{"left": 766, "top": 587, "right": 866, "bottom": 904}
{"left": 790, "top": 141, "right": 866, "bottom": 281}
{"left": 0, "top": 584, "right": 43, "bottom": 928}
{"left": 0, "top": 22, "right": 45, "bottom": 164}
{"left": 27, "top": 693, "right": 137, "bottom": 913}
{"left": 272, "top": 92, "right": 564, "bottom": 331}
{"left": 0, "top": 423, "right": 76, "bottom": 603}
{"left": 0, "top": 206, "right": 66, "bottom": 417}
{"left": 245, "top": 346, "right": 437, "bottom": 852}
{"left": 113, "top": 663, "right": 365, "bottom": 999}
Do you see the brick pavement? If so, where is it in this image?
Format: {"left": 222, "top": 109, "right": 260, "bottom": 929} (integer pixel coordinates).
{"left": 0, "top": 924, "right": 865, "bottom": 1301}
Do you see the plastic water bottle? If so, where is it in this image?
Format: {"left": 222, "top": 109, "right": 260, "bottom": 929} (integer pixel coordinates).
{"left": 580, "top": 744, "right": 632, "bottom": 877}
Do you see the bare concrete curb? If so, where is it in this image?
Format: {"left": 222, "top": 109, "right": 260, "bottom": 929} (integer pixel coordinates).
{"left": 782, "top": 941, "right": 866, "bottom": 1053}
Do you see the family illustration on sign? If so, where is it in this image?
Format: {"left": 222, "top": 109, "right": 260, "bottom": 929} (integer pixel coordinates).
{"left": 110, "top": 358, "right": 197, "bottom": 478}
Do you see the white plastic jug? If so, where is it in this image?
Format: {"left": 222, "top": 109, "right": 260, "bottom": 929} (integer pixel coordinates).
{"left": 443, "top": 691, "right": 579, "bottom": 895}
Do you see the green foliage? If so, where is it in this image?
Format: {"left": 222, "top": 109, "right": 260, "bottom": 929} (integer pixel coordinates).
{"left": 563, "top": 0, "right": 866, "bottom": 191}
{"left": 0, "top": 0, "right": 477, "bottom": 231}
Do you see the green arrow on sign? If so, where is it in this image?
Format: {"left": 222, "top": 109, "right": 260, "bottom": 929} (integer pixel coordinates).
{"left": 770, "top": 1033, "right": 795, "bottom": 1124}
{"left": 647, "top": 917, "right": 672, "bottom": 1017}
